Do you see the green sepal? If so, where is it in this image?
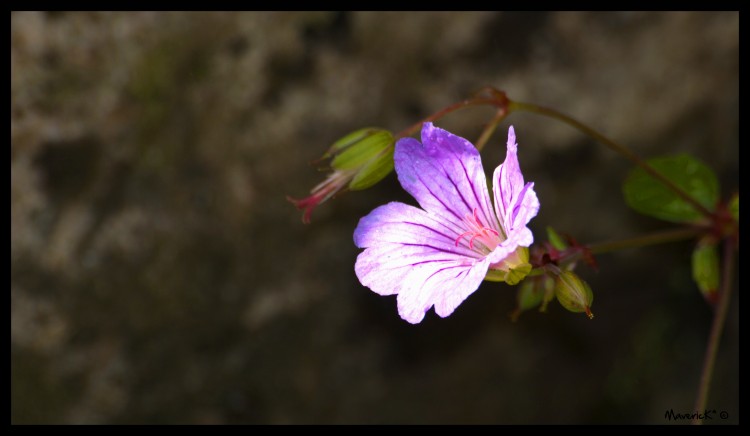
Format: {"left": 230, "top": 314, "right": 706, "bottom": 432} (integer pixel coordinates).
{"left": 348, "top": 146, "right": 395, "bottom": 191}
{"left": 546, "top": 226, "right": 568, "bottom": 250}
{"left": 485, "top": 262, "right": 532, "bottom": 286}
{"left": 324, "top": 128, "right": 380, "bottom": 158}
{"left": 330, "top": 130, "right": 394, "bottom": 171}
{"left": 484, "top": 247, "right": 532, "bottom": 285}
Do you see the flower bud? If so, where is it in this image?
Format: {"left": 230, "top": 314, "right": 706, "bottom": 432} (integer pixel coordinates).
{"left": 330, "top": 129, "right": 394, "bottom": 191}
{"left": 539, "top": 275, "right": 556, "bottom": 313}
{"left": 692, "top": 237, "right": 720, "bottom": 305}
{"left": 554, "top": 270, "right": 594, "bottom": 319}
{"left": 288, "top": 128, "right": 395, "bottom": 223}
{"left": 510, "top": 273, "right": 559, "bottom": 321}
{"left": 728, "top": 193, "right": 739, "bottom": 222}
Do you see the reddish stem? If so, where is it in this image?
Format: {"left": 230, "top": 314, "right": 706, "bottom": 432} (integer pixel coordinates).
{"left": 395, "top": 88, "right": 509, "bottom": 139}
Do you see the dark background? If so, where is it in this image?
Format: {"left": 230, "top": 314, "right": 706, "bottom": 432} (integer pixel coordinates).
{"left": 11, "top": 12, "right": 738, "bottom": 424}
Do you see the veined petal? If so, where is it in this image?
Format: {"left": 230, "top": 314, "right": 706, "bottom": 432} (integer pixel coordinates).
{"left": 353, "top": 123, "right": 539, "bottom": 324}
{"left": 420, "top": 257, "right": 490, "bottom": 319}
{"left": 354, "top": 201, "right": 490, "bottom": 323}
{"left": 395, "top": 123, "right": 498, "bottom": 234}
{"left": 492, "top": 126, "right": 540, "bottom": 238}
{"left": 395, "top": 257, "right": 489, "bottom": 323}
{"left": 354, "top": 202, "right": 479, "bottom": 258}
{"left": 356, "top": 243, "right": 471, "bottom": 295}
{"left": 486, "top": 225, "right": 533, "bottom": 265}
{"left": 508, "top": 183, "right": 539, "bottom": 244}
{"left": 361, "top": 252, "right": 487, "bottom": 324}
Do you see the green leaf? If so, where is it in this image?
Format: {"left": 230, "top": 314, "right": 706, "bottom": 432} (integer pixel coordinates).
{"left": 692, "top": 239, "right": 720, "bottom": 304}
{"left": 622, "top": 154, "right": 719, "bottom": 223}
{"left": 546, "top": 226, "right": 568, "bottom": 250}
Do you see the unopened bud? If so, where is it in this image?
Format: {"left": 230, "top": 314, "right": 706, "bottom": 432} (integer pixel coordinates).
{"left": 329, "top": 129, "right": 395, "bottom": 191}
{"left": 510, "top": 275, "right": 554, "bottom": 321}
{"left": 692, "top": 237, "right": 720, "bottom": 305}
{"left": 728, "top": 193, "right": 739, "bottom": 222}
{"left": 554, "top": 270, "right": 594, "bottom": 319}
{"left": 288, "top": 128, "right": 395, "bottom": 223}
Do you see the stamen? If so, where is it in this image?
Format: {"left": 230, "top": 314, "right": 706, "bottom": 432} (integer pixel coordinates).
{"left": 454, "top": 208, "right": 502, "bottom": 252}
{"left": 455, "top": 230, "right": 475, "bottom": 247}
{"left": 473, "top": 208, "right": 482, "bottom": 227}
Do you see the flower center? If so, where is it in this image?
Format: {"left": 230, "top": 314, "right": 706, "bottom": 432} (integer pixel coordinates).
{"left": 454, "top": 208, "right": 502, "bottom": 254}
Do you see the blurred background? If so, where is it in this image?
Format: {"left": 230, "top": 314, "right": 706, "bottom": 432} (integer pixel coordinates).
{"left": 11, "top": 12, "right": 738, "bottom": 424}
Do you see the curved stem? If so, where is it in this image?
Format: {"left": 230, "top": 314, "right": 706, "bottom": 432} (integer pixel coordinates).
{"left": 531, "top": 226, "right": 704, "bottom": 272}
{"left": 509, "top": 100, "right": 714, "bottom": 219}
{"left": 395, "top": 97, "right": 500, "bottom": 139}
{"left": 474, "top": 108, "right": 509, "bottom": 152}
{"left": 587, "top": 227, "right": 704, "bottom": 255}
{"left": 692, "top": 238, "right": 736, "bottom": 425}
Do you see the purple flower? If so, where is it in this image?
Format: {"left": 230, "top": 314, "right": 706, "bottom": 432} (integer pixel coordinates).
{"left": 353, "top": 122, "right": 540, "bottom": 324}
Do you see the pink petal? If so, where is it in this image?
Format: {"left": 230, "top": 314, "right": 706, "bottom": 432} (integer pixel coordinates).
{"left": 492, "top": 126, "right": 539, "bottom": 241}
{"left": 354, "top": 202, "right": 477, "bottom": 258}
{"left": 353, "top": 201, "right": 490, "bottom": 323}
{"left": 417, "top": 257, "right": 490, "bottom": 319}
{"left": 395, "top": 123, "right": 498, "bottom": 235}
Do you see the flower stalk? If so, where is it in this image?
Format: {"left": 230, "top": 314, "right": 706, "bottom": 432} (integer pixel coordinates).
{"left": 508, "top": 100, "right": 714, "bottom": 219}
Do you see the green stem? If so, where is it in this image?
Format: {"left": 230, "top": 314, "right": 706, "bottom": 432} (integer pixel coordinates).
{"left": 509, "top": 100, "right": 714, "bottom": 219}
{"left": 531, "top": 226, "right": 703, "bottom": 273}
{"left": 691, "top": 238, "right": 736, "bottom": 425}
{"left": 587, "top": 227, "right": 703, "bottom": 255}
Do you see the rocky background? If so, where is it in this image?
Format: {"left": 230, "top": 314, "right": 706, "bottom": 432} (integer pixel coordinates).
{"left": 11, "top": 12, "right": 738, "bottom": 424}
